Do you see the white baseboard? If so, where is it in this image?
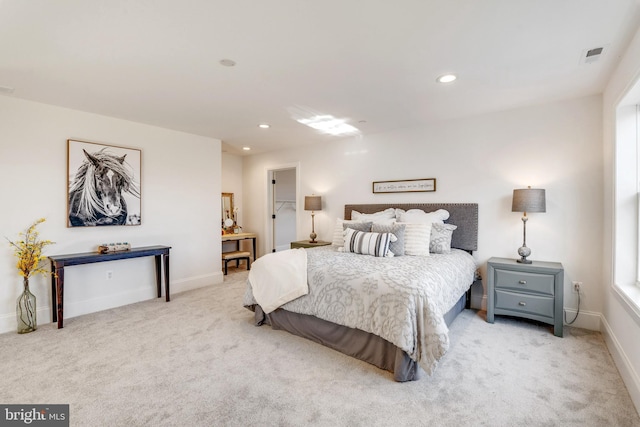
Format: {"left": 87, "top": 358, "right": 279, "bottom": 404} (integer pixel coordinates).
{"left": 173, "top": 272, "right": 223, "bottom": 293}
{"left": 601, "top": 315, "right": 640, "bottom": 416}
{"left": 471, "top": 293, "right": 601, "bottom": 332}
{"left": 563, "top": 308, "right": 601, "bottom": 331}
{"left": 0, "top": 272, "right": 223, "bottom": 335}
{"left": 0, "top": 306, "right": 52, "bottom": 335}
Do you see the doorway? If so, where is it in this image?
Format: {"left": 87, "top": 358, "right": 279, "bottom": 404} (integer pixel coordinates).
{"left": 267, "top": 166, "right": 298, "bottom": 252}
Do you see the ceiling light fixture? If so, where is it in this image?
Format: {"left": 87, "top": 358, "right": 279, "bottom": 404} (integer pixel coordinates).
{"left": 297, "top": 115, "right": 359, "bottom": 136}
{"left": 258, "top": 124, "right": 270, "bottom": 129}
{"left": 242, "top": 147, "right": 251, "bottom": 151}
{"left": 437, "top": 74, "right": 457, "bottom": 83}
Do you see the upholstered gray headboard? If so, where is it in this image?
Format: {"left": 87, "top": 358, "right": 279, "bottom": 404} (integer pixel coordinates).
{"left": 344, "top": 203, "right": 478, "bottom": 252}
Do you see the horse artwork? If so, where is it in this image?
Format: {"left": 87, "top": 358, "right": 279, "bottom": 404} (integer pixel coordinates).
{"left": 67, "top": 140, "right": 141, "bottom": 227}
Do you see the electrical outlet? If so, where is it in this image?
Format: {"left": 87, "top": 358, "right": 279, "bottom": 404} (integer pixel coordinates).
{"left": 572, "top": 281, "right": 582, "bottom": 293}
{"left": 107, "top": 271, "right": 113, "bottom": 280}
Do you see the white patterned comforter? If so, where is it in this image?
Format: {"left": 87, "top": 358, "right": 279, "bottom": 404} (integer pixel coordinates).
{"left": 242, "top": 245, "right": 477, "bottom": 375}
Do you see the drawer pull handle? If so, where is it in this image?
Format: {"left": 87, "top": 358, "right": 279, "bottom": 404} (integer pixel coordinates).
{"left": 518, "top": 301, "right": 526, "bottom": 306}
{"left": 518, "top": 280, "right": 527, "bottom": 285}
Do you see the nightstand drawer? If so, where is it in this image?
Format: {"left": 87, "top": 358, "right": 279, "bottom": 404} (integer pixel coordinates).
{"left": 494, "top": 269, "right": 555, "bottom": 296}
{"left": 495, "top": 289, "right": 554, "bottom": 318}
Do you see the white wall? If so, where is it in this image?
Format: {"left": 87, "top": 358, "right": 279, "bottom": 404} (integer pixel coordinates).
{"left": 243, "top": 95, "right": 604, "bottom": 327}
{"left": 602, "top": 25, "right": 640, "bottom": 415}
{"left": 0, "top": 96, "right": 223, "bottom": 333}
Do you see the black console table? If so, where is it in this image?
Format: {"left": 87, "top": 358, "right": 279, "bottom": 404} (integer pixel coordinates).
{"left": 48, "top": 245, "right": 171, "bottom": 329}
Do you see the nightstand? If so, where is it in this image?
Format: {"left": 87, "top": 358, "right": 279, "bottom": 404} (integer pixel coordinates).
{"left": 486, "top": 257, "right": 564, "bottom": 337}
{"left": 290, "top": 240, "right": 331, "bottom": 249}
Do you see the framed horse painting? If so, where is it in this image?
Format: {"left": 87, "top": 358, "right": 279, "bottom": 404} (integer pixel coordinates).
{"left": 67, "top": 139, "right": 142, "bottom": 227}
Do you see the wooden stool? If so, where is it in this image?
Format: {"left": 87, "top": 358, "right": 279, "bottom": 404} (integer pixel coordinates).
{"left": 222, "top": 251, "right": 251, "bottom": 275}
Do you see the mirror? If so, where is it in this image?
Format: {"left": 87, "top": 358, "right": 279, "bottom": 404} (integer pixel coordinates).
{"left": 221, "top": 192, "right": 234, "bottom": 228}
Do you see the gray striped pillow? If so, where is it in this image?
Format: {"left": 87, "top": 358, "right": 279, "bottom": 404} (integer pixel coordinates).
{"left": 343, "top": 228, "right": 397, "bottom": 257}
{"left": 372, "top": 223, "right": 406, "bottom": 256}
{"left": 331, "top": 219, "right": 372, "bottom": 246}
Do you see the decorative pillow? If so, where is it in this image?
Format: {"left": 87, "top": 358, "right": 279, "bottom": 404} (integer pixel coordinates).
{"left": 342, "top": 228, "right": 397, "bottom": 257}
{"left": 372, "top": 223, "right": 406, "bottom": 256}
{"left": 398, "top": 222, "right": 431, "bottom": 256}
{"left": 332, "top": 219, "right": 372, "bottom": 246}
{"left": 430, "top": 223, "right": 458, "bottom": 254}
{"left": 366, "top": 217, "right": 396, "bottom": 225}
{"left": 398, "top": 208, "right": 449, "bottom": 225}
{"left": 343, "top": 222, "right": 373, "bottom": 232}
{"left": 351, "top": 208, "right": 396, "bottom": 222}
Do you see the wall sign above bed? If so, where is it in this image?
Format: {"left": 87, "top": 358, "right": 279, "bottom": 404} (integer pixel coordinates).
{"left": 372, "top": 178, "right": 436, "bottom": 194}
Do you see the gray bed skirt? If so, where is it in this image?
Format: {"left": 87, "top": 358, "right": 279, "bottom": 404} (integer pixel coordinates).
{"left": 248, "top": 291, "right": 468, "bottom": 382}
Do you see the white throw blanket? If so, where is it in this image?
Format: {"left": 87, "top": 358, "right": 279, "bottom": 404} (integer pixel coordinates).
{"left": 248, "top": 248, "right": 308, "bottom": 313}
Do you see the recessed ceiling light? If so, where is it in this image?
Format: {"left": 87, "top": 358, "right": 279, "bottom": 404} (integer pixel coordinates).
{"left": 242, "top": 146, "right": 251, "bottom": 151}
{"left": 219, "top": 59, "right": 236, "bottom": 67}
{"left": 258, "top": 124, "right": 270, "bottom": 129}
{"left": 437, "top": 74, "right": 457, "bottom": 83}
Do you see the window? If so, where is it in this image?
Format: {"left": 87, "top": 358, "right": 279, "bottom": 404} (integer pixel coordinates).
{"left": 614, "top": 89, "right": 640, "bottom": 316}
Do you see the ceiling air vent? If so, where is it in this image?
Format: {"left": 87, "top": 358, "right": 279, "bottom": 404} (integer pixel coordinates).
{"left": 586, "top": 47, "right": 603, "bottom": 58}
{"left": 580, "top": 46, "right": 606, "bottom": 64}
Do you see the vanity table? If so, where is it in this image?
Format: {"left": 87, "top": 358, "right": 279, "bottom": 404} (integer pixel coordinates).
{"left": 222, "top": 232, "right": 257, "bottom": 261}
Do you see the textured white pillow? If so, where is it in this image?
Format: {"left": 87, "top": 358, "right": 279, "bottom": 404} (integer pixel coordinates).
{"left": 398, "top": 222, "right": 431, "bottom": 256}
{"left": 351, "top": 208, "right": 396, "bottom": 222}
{"left": 398, "top": 209, "right": 449, "bottom": 225}
{"left": 342, "top": 228, "right": 397, "bottom": 257}
{"left": 430, "top": 223, "right": 458, "bottom": 254}
{"left": 332, "top": 219, "right": 371, "bottom": 246}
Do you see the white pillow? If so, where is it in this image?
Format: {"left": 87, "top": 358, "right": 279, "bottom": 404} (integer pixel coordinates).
{"left": 332, "top": 218, "right": 370, "bottom": 246}
{"left": 398, "top": 222, "right": 431, "bottom": 256}
{"left": 342, "top": 228, "right": 397, "bottom": 257}
{"left": 368, "top": 217, "right": 397, "bottom": 226}
{"left": 398, "top": 209, "right": 449, "bottom": 225}
{"left": 351, "top": 208, "right": 396, "bottom": 221}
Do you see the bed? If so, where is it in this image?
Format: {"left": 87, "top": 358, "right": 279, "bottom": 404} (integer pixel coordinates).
{"left": 243, "top": 203, "right": 479, "bottom": 381}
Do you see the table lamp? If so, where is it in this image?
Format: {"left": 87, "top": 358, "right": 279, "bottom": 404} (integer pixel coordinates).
{"left": 512, "top": 186, "right": 546, "bottom": 264}
{"left": 304, "top": 195, "right": 322, "bottom": 243}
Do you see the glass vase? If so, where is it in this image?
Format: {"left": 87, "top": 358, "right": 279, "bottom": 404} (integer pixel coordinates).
{"left": 16, "top": 278, "right": 37, "bottom": 334}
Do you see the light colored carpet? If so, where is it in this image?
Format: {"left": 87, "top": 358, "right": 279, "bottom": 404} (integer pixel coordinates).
{"left": 0, "top": 268, "right": 638, "bottom": 427}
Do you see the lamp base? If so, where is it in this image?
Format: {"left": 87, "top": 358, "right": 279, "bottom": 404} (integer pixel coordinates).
{"left": 309, "top": 231, "right": 317, "bottom": 244}
{"left": 517, "top": 246, "right": 532, "bottom": 264}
